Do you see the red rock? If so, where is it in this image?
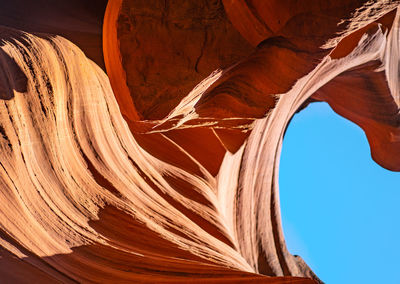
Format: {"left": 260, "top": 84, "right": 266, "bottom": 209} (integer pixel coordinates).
{"left": 0, "top": 0, "right": 398, "bottom": 283}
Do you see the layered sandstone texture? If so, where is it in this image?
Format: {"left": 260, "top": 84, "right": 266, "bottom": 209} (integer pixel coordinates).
{"left": 0, "top": 0, "right": 399, "bottom": 283}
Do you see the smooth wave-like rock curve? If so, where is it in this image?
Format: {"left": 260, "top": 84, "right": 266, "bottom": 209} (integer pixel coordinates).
{"left": 0, "top": 23, "right": 315, "bottom": 284}
{"left": 0, "top": 0, "right": 399, "bottom": 283}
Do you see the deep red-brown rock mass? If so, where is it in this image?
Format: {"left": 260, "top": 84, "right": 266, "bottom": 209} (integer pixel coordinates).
{"left": 0, "top": 0, "right": 399, "bottom": 283}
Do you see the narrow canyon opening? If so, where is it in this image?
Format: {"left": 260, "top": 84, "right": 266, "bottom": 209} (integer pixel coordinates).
{"left": 279, "top": 102, "right": 400, "bottom": 284}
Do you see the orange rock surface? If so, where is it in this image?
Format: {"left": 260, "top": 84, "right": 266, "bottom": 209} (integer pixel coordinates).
{"left": 0, "top": 0, "right": 399, "bottom": 283}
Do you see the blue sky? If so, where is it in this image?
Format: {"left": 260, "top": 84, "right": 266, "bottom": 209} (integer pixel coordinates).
{"left": 279, "top": 102, "right": 400, "bottom": 284}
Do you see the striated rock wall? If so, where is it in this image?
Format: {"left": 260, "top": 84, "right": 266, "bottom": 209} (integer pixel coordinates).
{"left": 0, "top": 0, "right": 399, "bottom": 283}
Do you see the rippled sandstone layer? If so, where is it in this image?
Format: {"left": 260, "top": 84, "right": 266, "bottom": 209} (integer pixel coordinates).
{"left": 0, "top": 1, "right": 399, "bottom": 283}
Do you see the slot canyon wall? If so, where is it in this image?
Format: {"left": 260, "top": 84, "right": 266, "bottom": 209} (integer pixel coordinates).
{"left": 0, "top": 0, "right": 399, "bottom": 283}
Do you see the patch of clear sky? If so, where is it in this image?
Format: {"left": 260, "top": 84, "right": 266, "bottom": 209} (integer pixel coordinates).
{"left": 280, "top": 102, "right": 400, "bottom": 284}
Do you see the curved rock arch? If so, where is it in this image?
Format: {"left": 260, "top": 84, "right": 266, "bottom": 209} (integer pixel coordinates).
{"left": 0, "top": 1, "right": 398, "bottom": 283}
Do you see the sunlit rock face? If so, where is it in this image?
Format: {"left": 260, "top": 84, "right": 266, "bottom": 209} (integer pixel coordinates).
{"left": 0, "top": 0, "right": 398, "bottom": 283}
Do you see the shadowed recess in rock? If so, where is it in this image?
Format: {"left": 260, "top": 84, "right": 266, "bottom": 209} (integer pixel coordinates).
{"left": 0, "top": 0, "right": 399, "bottom": 283}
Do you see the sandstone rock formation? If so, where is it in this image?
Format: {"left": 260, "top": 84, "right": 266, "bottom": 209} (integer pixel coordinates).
{"left": 0, "top": 0, "right": 398, "bottom": 283}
